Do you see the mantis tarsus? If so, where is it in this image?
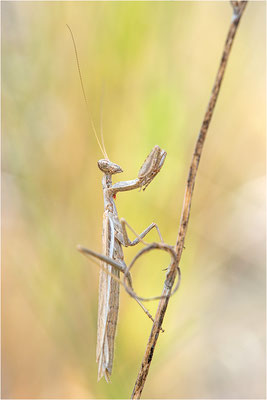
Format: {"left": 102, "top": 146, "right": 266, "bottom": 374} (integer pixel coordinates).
{"left": 67, "top": 24, "right": 179, "bottom": 382}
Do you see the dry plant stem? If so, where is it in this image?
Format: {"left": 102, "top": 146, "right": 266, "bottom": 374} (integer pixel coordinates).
{"left": 131, "top": 2, "right": 247, "bottom": 399}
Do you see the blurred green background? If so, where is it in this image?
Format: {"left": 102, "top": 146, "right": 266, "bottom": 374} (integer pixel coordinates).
{"left": 2, "top": 1, "right": 265, "bottom": 399}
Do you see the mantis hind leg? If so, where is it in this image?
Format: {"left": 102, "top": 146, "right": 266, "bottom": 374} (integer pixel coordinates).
{"left": 77, "top": 245, "right": 133, "bottom": 288}
{"left": 77, "top": 244, "right": 162, "bottom": 329}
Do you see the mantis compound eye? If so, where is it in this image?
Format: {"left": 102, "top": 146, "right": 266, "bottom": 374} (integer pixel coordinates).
{"left": 98, "top": 159, "right": 123, "bottom": 175}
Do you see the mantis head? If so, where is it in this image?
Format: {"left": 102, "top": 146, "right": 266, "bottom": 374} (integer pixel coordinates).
{"left": 98, "top": 159, "right": 123, "bottom": 175}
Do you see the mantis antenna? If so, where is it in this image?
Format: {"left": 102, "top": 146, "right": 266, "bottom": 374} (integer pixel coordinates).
{"left": 100, "top": 85, "right": 107, "bottom": 161}
{"left": 66, "top": 24, "right": 109, "bottom": 160}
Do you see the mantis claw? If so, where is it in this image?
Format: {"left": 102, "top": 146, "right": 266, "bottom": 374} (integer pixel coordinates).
{"left": 138, "top": 145, "right": 167, "bottom": 190}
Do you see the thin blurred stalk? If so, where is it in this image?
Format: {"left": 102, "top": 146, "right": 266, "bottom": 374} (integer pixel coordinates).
{"left": 131, "top": 1, "right": 248, "bottom": 398}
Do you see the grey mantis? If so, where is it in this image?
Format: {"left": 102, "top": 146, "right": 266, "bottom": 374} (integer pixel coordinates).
{"left": 79, "top": 146, "right": 168, "bottom": 382}
{"left": 67, "top": 25, "right": 180, "bottom": 383}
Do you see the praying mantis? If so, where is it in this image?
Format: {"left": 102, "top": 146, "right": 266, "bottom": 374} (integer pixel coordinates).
{"left": 67, "top": 25, "right": 180, "bottom": 383}
{"left": 79, "top": 147, "right": 167, "bottom": 382}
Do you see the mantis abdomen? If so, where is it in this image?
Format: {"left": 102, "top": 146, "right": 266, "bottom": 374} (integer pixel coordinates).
{"left": 96, "top": 210, "right": 124, "bottom": 382}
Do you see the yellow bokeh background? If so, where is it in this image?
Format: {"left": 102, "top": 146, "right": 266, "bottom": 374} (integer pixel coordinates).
{"left": 2, "top": 1, "right": 265, "bottom": 399}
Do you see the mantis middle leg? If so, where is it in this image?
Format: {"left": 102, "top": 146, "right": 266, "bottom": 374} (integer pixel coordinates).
{"left": 120, "top": 218, "right": 164, "bottom": 247}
